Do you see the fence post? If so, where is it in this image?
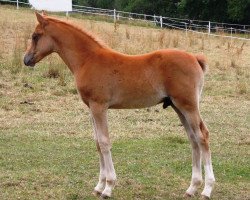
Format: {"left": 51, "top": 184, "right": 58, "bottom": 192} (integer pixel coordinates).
{"left": 185, "top": 23, "right": 188, "bottom": 37}
{"left": 16, "top": 0, "right": 19, "bottom": 9}
{"left": 153, "top": 14, "right": 156, "bottom": 25}
{"left": 113, "top": 9, "right": 116, "bottom": 22}
{"left": 208, "top": 21, "right": 211, "bottom": 34}
{"left": 230, "top": 27, "right": 233, "bottom": 40}
{"left": 160, "top": 16, "right": 163, "bottom": 28}
{"left": 230, "top": 27, "right": 233, "bottom": 43}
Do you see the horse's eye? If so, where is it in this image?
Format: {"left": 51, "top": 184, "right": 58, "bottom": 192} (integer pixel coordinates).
{"left": 32, "top": 34, "right": 40, "bottom": 42}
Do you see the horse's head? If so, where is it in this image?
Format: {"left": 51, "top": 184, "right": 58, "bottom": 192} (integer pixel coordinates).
{"left": 24, "top": 12, "right": 55, "bottom": 67}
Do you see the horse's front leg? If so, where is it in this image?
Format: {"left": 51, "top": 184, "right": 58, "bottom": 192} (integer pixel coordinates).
{"left": 92, "top": 119, "right": 106, "bottom": 195}
{"left": 90, "top": 102, "right": 116, "bottom": 198}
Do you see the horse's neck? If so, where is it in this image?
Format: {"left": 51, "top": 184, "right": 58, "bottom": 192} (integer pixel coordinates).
{"left": 51, "top": 22, "right": 104, "bottom": 73}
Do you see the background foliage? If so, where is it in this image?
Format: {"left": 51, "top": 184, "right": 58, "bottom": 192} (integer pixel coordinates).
{"left": 1, "top": 0, "right": 248, "bottom": 24}
{"left": 72, "top": 0, "right": 250, "bottom": 24}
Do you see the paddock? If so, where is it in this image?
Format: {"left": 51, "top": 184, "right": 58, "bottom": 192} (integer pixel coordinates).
{"left": 0, "top": 5, "right": 249, "bottom": 200}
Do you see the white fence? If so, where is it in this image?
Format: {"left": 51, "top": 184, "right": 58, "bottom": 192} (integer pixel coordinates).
{"left": 1, "top": 0, "right": 250, "bottom": 41}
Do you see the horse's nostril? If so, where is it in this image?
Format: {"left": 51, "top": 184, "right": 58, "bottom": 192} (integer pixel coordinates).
{"left": 24, "top": 54, "right": 34, "bottom": 66}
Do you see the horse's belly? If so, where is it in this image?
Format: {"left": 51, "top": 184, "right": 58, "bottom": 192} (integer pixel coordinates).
{"left": 109, "top": 91, "right": 165, "bottom": 109}
{"left": 108, "top": 68, "right": 167, "bottom": 109}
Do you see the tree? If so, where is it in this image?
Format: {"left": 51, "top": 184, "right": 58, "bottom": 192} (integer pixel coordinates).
{"left": 72, "top": 0, "right": 88, "bottom": 5}
{"left": 227, "top": 0, "right": 250, "bottom": 24}
{"left": 63, "top": 0, "right": 250, "bottom": 24}
{"left": 96, "top": 0, "right": 114, "bottom": 8}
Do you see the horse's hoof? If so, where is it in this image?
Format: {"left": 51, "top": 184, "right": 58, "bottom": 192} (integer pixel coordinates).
{"left": 201, "top": 195, "right": 210, "bottom": 200}
{"left": 183, "top": 192, "right": 193, "bottom": 198}
{"left": 100, "top": 193, "right": 111, "bottom": 199}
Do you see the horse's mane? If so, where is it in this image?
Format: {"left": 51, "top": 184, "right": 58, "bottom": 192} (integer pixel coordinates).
{"left": 45, "top": 16, "right": 108, "bottom": 49}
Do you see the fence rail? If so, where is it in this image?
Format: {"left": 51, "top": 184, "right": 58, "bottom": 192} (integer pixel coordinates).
{"left": 1, "top": 0, "right": 249, "bottom": 41}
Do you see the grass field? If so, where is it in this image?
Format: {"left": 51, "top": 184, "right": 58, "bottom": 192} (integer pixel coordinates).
{"left": 0, "top": 5, "right": 249, "bottom": 200}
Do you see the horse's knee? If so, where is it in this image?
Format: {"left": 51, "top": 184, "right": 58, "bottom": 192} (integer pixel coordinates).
{"left": 95, "top": 140, "right": 102, "bottom": 153}
{"left": 98, "top": 140, "right": 111, "bottom": 153}
{"left": 95, "top": 139, "right": 111, "bottom": 153}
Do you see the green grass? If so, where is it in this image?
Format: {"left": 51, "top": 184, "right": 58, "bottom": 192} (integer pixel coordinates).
{"left": 0, "top": 5, "right": 250, "bottom": 200}
{"left": 0, "top": 129, "right": 249, "bottom": 199}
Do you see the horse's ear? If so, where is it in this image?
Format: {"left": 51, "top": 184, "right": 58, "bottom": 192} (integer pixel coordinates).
{"left": 42, "top": 10, "right": 47, "bottom": 16}
{"left": 35, "top": 11, "right": 48, "bottom": 27}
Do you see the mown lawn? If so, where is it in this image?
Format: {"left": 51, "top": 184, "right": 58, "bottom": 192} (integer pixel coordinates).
{"left": 0, "top": 5, "right": 249, "bottom": 200}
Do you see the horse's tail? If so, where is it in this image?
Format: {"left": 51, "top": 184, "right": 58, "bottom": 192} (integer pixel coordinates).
{"left": 195, "top": 54, "right": 208, "bottom": 74}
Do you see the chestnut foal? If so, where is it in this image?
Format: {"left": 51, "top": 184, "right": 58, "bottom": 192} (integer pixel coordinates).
{"left": 24, "top": 12, "right": 215, "bottom": 199}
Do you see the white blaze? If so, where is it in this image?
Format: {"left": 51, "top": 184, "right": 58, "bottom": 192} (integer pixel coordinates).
{"left": 29, "top": 0, "right": 72, "bottom": 12}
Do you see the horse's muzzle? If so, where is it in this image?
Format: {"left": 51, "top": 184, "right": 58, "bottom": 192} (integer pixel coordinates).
{"left": 24, "top": 53, "right": 35, "bottom": 67}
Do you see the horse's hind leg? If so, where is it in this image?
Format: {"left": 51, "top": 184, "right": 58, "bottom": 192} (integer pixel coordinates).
{"left": 172, "top": 100, "right": 215, "bottom": 199}
{"left": 199, "top": 121, "right": 215, "bottom": 199}
{"left": 172, "top": 104, "right": 203, "bottom": 197}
